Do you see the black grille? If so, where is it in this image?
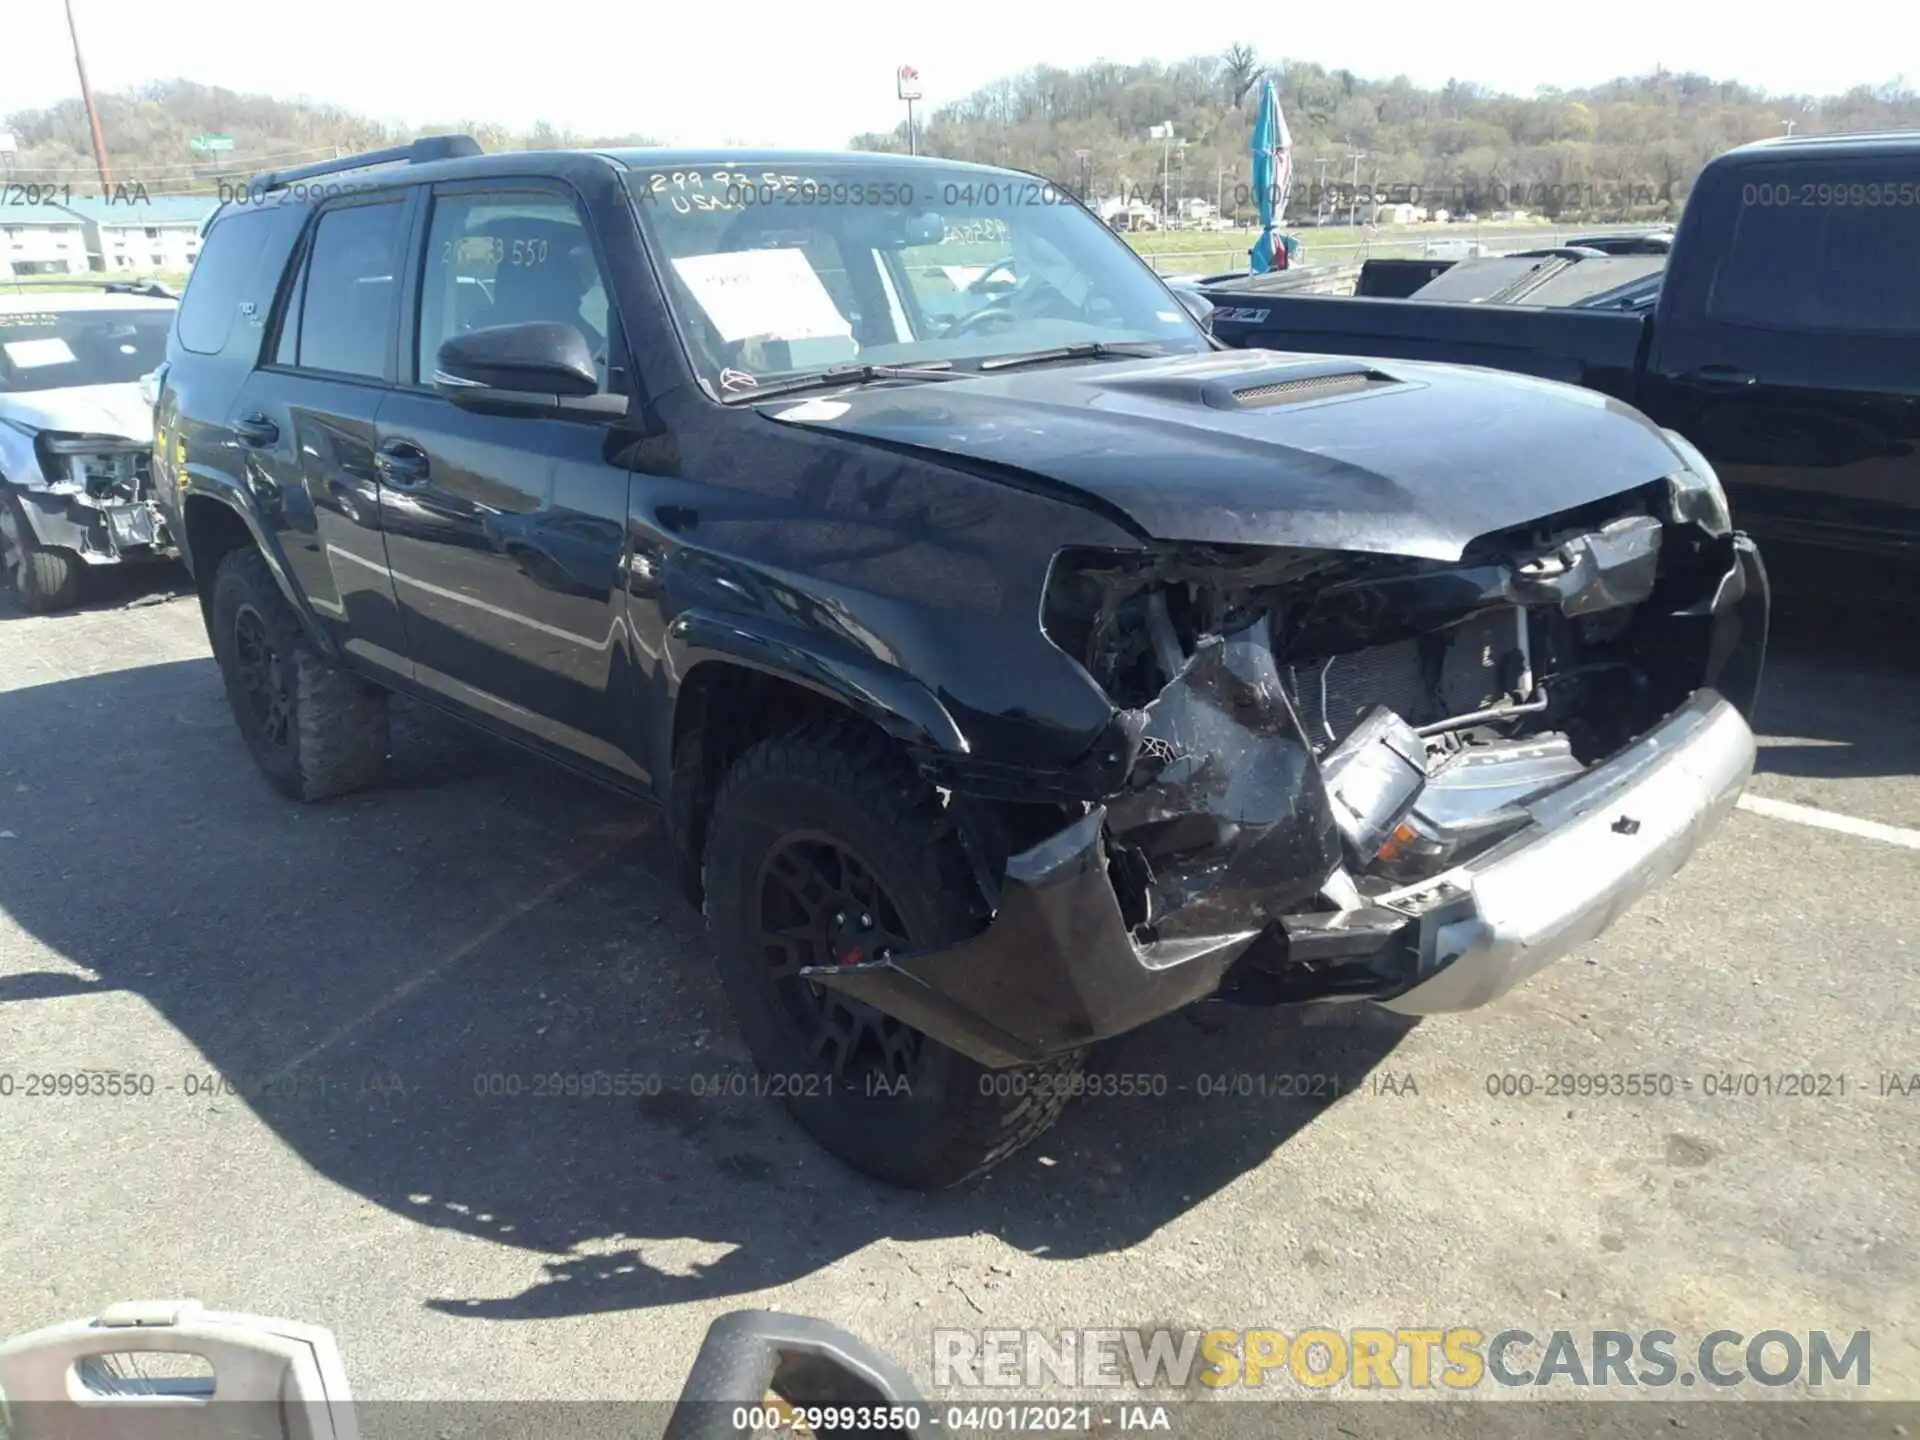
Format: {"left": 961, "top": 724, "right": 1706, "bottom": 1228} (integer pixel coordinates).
{"left": 1285, "top": 608, "right": 1518, "bottom": 749}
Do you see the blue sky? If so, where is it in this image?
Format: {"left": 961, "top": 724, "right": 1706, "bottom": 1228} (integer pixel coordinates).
{"left": 5, "top": 0, "right": 1912, "bottom": 151}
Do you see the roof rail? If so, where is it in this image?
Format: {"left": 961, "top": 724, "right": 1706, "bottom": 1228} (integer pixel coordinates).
{"left": 247, "top": 134, "right": 483, "bottom": 194}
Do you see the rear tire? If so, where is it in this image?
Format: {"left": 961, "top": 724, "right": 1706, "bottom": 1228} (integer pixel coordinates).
{"left": 0, "top": 496, "right": 82, "bottom": 613}
{"left": 703, "top": 719, "right": 1084, "bottom": 1189}
{"left": 210, "top": 546, "right": 389, "bottom": 801}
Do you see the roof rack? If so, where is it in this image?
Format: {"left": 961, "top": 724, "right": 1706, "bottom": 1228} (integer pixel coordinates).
{"left": 247, "top": 134, "right": 483, "bottom": 194}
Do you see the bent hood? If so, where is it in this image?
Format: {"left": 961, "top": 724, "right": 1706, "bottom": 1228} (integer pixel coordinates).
{"left": 0, "top": 382, "right": 153, "bottom": 445}
{"left": 763, "top": 348, "right": 1687, "bottom": 560}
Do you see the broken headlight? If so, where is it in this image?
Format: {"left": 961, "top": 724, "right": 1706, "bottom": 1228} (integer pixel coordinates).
{"left": 1660, "top": 429, "right": 1732, "bottom": 536}
{"left": 37, "top": 434, "right": 152, "bottom": 503}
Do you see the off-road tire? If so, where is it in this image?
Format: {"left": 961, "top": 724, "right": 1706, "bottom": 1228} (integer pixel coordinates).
{"left": 210, "top": 547, "right": 389, "bottom": 802}
{"left": 1, "top": 495, "right": 82, "bottom": 613}
{"left": 703, "top": 720, "right": 1086, "bottom": 1189}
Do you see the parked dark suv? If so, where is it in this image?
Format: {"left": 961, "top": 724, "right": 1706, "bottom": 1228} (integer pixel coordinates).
{"left": 154, "top": 137, "right": 1769, "bottom": 1187}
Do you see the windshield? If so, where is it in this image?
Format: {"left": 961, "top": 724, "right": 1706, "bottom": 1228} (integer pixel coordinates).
{"left": 0, "top": 307, "right": 173, "bottom": 395}
{"left": 627, "top": 163, "right": 1208, "bottom": 394}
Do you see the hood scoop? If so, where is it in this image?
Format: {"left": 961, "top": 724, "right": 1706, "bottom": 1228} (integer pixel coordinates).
{"left": 1228, "top": 368, "right": 1395, "bottom": 409}
{"left": 1100, "top": 358, "right": 1402, "bottom": 412}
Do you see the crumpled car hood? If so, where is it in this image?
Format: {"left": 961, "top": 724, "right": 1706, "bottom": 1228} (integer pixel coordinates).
{"left": 0, "top": 383, "right": 153, "bottom": 445}
{"left": 763, "top": 348, "right": 1688, "bottom": 560}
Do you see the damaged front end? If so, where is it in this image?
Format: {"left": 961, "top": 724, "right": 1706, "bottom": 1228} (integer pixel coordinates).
{"left": 6, "top": 431, "right": 178, "bottom": 566}
{"left": 810, "top": 477, "right": 1766, "bottom": 1069}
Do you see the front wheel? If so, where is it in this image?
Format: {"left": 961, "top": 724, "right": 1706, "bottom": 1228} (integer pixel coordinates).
{"left": 0, "top": 496, "right": 82, "bottom": 613}
{"left": 702, "top": 721, "right": 1085, "bottom": 1188}
{"left": 210, "top": 547, "right": 389, "bottom": 801}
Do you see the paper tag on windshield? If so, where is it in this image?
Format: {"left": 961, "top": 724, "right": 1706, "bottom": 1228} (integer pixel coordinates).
{"left": 3, "top": 337, "right": 77, "bottom": 369}
{"left": 671, "top": 250, "right": 854, "bottom": 345}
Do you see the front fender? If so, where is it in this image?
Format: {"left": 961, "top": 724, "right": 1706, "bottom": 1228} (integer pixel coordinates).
{"left": 176, "top": 469, "right": 340, "bottom": 662}
{"left": 664, "top": 608, "right": 969, "bottom": 757}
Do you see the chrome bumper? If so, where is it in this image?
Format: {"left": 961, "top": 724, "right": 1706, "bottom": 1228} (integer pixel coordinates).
{"left": 1376, "top": 691, "right": 1755, "bottom": 1015}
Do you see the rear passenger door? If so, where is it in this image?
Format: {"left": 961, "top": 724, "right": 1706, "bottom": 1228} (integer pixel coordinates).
{"left": 1643, "top": 158, "right": 1920, "bottom": 572}
{"left": 233, "top": 191, "right": 415, "bottom": 677}
{"left": 375, "top": 181, "right": 644, "bottom": 781}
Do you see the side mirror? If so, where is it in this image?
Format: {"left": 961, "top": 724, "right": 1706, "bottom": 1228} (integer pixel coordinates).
{"left": 432, "top": 322, "right": 626, "bottom": 416}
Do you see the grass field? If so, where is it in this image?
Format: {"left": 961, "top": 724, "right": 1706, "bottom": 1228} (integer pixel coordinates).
{"left": 1122, "top": 218, "right": 1633, "bottom": 274}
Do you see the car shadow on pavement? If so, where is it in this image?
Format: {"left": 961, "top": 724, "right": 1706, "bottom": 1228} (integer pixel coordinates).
{"left": 0, "top": 562, "right": 191, "bottom": 620}
{"left": 1750, "top": 593, "right": 1920, "bottom": 782}
{"left": 0, "top": 656, "right": 1416, "bottom": 1322}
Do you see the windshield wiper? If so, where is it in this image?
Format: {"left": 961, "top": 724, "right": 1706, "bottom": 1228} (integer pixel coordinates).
{"left": 976, "top": 341, "right": 1168, "bottom": 373}
{"left": 719, "top": 361, "right": 958, "bottom": 405}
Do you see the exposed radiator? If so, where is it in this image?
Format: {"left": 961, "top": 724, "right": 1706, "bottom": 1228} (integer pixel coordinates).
{"left": 1284, "top": 607, "right": 1520, "bottom": 750}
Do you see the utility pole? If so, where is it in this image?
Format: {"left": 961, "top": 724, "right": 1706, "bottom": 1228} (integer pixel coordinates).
{"left": 1314, "top": 156, "right": 1333, "bottom": 221}
{"left": 65, "top": 0, "right": 113, "bottom": 196}
{"left": 1347, "top": 149, "right": 1367, "bottom": 228}
{"left": 1149, "top": 122, "right": 1176, "bottom": 223}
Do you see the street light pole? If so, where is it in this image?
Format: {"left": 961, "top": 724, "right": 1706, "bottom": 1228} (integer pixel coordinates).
{"left": 64, "top": 0, "right": 113, "bottom": 196}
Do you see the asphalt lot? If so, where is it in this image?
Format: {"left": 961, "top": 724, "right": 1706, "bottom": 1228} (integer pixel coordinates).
{"left": 0, "top": 566, "right": 1916, "bottom": 1419}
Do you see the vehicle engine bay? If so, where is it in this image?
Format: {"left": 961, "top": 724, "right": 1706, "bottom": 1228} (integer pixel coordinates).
{"left": 1036, "top": 479, "right": 1734, "bottom": 952}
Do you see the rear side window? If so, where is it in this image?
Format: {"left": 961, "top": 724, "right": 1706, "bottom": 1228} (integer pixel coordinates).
{"left": 175, "top": 212, "right": 267, "bottom": 354}
{"left": 290, "top": 200, "right": 407, "bottom": 379}
{"left": 1707, "top": 164, "right": 1920, "bottom": 335}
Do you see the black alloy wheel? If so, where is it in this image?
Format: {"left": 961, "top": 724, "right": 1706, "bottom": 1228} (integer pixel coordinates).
{"left": 755, "top": 834, "right": 925, "bottom": 1090}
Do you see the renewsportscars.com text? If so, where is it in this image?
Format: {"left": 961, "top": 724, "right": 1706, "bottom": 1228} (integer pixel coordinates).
{"left": 934, "top": 1327, "right": 1871, "bottom": 1392}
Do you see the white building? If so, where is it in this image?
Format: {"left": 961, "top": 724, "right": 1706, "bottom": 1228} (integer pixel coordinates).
{"left": 0, "top": 207, "right": 91, "bottom": 277}
{"left": 1095, "top": 195, "right": 1159, "bottom": 231}
{"left": 1362, "top": 201, "right": 1424, "bottom": 226}
{"left": 59, "top": 196, "right": 217, "bottom": 273}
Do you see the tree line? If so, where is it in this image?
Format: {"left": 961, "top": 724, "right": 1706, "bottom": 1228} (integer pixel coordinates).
{"left": 5, "top": 62, "right": 1916, "bottom": 223}
{"left": 0, "top": 79, "right": 658, "bottom": 195}
{"left": 850, "top": 51, "right": 1920, "bottom": 221}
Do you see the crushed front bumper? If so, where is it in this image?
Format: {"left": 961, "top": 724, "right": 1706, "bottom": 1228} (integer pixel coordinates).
{"left": 10, "top": 487, "right": 178, "bottom": 566}
{"left": 1372, "top": 689, "right": 1752, "bottom": 1014}
{"left": 812, "top": 691, "right": 1753, "bottom": 1067}
{"left": 809, "top": 535, "right": 1768, "bottom": 1070}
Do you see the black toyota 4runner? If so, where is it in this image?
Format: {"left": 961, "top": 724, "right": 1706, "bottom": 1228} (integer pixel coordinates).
{"left": 154, "top": 137, "right": 1769, "bottom": 1188}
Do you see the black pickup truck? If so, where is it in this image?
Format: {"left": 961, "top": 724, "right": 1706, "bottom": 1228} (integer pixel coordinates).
{"left": 1208, "top": 132, "right": 1920, "bottom": 599}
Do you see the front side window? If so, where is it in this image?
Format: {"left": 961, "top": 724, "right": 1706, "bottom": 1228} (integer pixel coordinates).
{"left": 628, "top": 164, "right": 1207, "bottom": 393}
{"left": 1707, "top": 163, "right": 1920, "bottom": 336}
{"left": 292, "top": 201, "right": 406, "bottom": 380}
{"left": 416, "top": 191, "right": 613, "bottom": 389}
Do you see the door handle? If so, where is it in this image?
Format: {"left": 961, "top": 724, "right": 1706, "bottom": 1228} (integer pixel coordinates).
{"left": 376, "top": 440, "right": 431, "bottom": 489}
{"left": 1686, "top": 365, "right": 1757, "bottom": 390}
{"left": 233, "top": 413, "right": 279, "bottom": 447}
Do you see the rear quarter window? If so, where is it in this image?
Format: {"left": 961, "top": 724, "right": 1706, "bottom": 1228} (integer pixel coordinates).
{"left": 173, "top": 205, "right": 306, "bottom": 357}
{"left": 1706, "top": 161, "right": 1920, "bottom": 336}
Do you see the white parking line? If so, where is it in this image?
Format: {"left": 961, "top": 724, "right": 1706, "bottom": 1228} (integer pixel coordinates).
{"left": 257, "top": 825, "right": 649, "bottom": 1086}
{"left": 1737, "top": 794, "right": 1920, "bottom": 851}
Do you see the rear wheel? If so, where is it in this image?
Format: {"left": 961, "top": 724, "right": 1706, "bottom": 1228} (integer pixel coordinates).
{"left": 0, "top": 496, "right": 82, "bottom": 613}
{"left": 703, "top": 720, "right": 1085, "bottom": 1189}
{"left": 210, "top": 547, "right": 389, "bottom": 801}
